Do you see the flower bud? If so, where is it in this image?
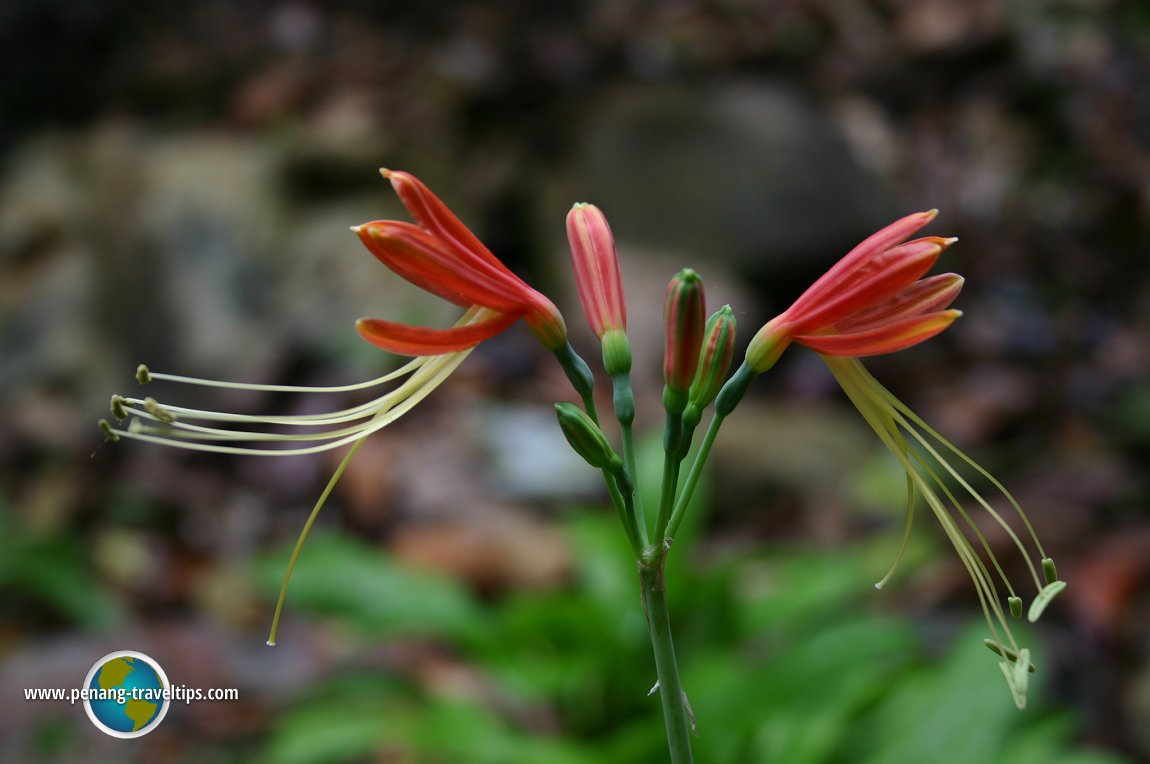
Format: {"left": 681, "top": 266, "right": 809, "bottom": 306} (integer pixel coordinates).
{"left": 566, "top": 203, "right": 626, "bottom": 338}
{"left": 688, "top": 305, "right": 737, "bottom": 413}
{"left": 744, "top": 317, "right": 791, "bottom": 373}
{"left": 663, "top": 269, "right": 706, "bottom": 408}
{"left": 555, "top": 403, "right": 623, "bottom": 474}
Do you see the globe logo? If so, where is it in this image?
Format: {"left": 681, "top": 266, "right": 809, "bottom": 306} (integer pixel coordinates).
{"left": 82, "top": 651, "right": 171, "bottom": 738}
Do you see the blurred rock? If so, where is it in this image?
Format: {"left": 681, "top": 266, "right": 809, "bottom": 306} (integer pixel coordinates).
{"left": 564, "top": 81, "right": 899, "bottom": 281}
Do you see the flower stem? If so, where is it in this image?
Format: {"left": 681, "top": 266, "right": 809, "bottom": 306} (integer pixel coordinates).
{"left": 654, "top": 450, "right": 681, "bottom": 542}
{"left": 552, "top": 342, "right": 599, "bottom": 424}
{"left": 664, "top": 412, "right": 723, "bottom": 541}
{"left": 640, "top": 554, "right": 694, "bottom": 764}
{"left": 665, "top": 362, "right": 758, "bottom": 539}
{"left": 613, "top": 372, "right": 648, "bottom": 546}
{"left": 606, "top": 471, "right": 644, "bottom": 557}
{"left": 653, "top": 405, "right": 684, "bottom": 540}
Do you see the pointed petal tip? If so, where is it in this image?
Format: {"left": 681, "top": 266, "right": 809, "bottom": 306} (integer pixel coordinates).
{"left": 349, "top": 224, "right": 363, "bottom": 233}
{"left": 379, "top": 167, "right": 393, "bottom": 178}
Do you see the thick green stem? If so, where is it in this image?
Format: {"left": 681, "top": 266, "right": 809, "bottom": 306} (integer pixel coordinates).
{"left": 640, "top": 556, "right": 694, "bottom": 764}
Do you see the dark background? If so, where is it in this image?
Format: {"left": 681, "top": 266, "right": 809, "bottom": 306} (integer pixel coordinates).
{"left": 1, "top": 2, "right": 1147, "bottom": 762}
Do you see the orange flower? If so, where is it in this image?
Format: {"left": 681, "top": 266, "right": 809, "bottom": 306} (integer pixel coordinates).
{"left": 746, "top": 210, "right": 962, "bottom": 371}
{"left": 354, "top": 170, "right": 566, "bottom": 355}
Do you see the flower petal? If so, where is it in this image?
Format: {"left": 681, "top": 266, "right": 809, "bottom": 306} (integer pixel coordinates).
{"left": 356, "top": 312, "right": 520, "bottom": 356}
{"left": 356, "top": 222, "right": 529, "bottom": 313}
{"left": 382, "top": 169, "right": 522, "bottom": 281}
{"left": 785, "top": 237, "right": 951, "bottom": 335}
{"left": 787, "top": 210, "right": 939, "bottom": 319}
{"left": 836, "top": 273, "right": 964, "bottom": 332}
{"left": 796, "top": 309, "right": 961, "bottom": 357}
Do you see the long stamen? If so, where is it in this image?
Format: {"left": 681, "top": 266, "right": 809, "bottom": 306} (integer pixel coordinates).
{"left": 105, "top": 350, "right": 470, "bottom": 456}
{"left": 117, "top": 392, "right": 394, "bottom": 427}
{"left": 878, "top": 388, "right": 1045, "bottom": 592}
{"left": 141, "top": 356, "right": 423, "bottom": 393}
{"left": 826, "top": 353, "right": 1054, "bottom": 702}
{"left": 106, "top": 308, "right": 501, "bottom": 455}
{"left": 875, "top": 381, "right": 1049, "bottom": 563}
{"left": 267, "top": 435, "right": 367, "bottom": 646}
{"left": 826, "top": 357, "right": 1023, "bottom": 654}
{"left": 911, "top": 449, "right": 1019, "bottom": 598}
{"left": 873, "top": 474, "right": 915, "bottom": 590}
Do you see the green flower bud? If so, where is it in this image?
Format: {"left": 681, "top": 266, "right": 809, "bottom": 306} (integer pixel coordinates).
{"left": 555, "top": 403, "right": 623, "bottom": 474}
{"left": 688, "top": 305, "right": 736, "bottom": 412}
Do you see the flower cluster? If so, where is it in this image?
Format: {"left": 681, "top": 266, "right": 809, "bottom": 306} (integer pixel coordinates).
{"left": 100, "top": 170, "right": 1062, "bottom": 722}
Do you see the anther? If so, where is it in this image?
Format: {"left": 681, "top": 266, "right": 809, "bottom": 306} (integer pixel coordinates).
{"left": 983, "top": 639, "right": 1037, "bottom": 672}
{"left": 999, "top": 647, "right": 1031, "bottom": 710}
{"left": 98, "top": 419, "right": 120, "bottom": 443}
{"left": 144, "top": 397, "right": 178, "bottom": 424}
{"left": 110, "top": 395, "right": 129, "bottom": 421}
{"left": 1008, "top": 596, "right": 1023, "bottom": 619}
{"left": 136, "top": 365, "right": 152, "bottom": 385}
{"left": 1028, "top": 580, "right": 1067, "bottom": 623}
{"left": 1041, "top": 557, "right": 1058, "bottom": 585}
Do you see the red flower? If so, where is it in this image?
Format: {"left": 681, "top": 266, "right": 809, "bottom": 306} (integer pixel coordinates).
{"left": 354, "top": 170, "right": 566, "bottom": 355}
{"left": 746, "top": 210, "right": 963, "bottom": 371}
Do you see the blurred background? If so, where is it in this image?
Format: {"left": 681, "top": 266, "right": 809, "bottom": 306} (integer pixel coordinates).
{"left": 1, "top": 1, "right": 1148, "bottom": 762}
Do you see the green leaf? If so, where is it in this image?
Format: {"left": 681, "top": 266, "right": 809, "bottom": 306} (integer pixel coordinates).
{"left": 254, "top": 533, "right": 486, "bottom": 645}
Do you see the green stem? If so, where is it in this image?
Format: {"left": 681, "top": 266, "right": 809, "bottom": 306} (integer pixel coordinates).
{"left": 613, "top": 372, "right": 648, "bottom": 546}
{"left": 665, "top": 412, "right": 723, "bottom": 541}
{"left": 664, "top": 361, "right": 758, "bottom": 540}
{"left": 552, "top": 342, "right": 599, "bottom": 424}
{"left": 606, "top": 470, "right": 643, "bottom": 557}
{"left": 654, "top": 450, "right": 682, "bottom": 541}
{"left": 653, "top": 399, "right": 684, "bottom": 540}
{"left": 640, "top": 556, "right": 694, "bottom": 764}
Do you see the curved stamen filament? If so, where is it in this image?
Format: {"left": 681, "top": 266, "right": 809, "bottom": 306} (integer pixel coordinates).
{"left": 107, "top": 308, "right": 498, "bottom": 455}
{"left": 874, "top": 379, "right": 1048, "bottom": 563}
{"left": 267, "top": 435, "right": 367, "bottom": 647}
{"left": 143, "top": 356, "right": 423, "bottom": 393}
{"left": 869, "top": 379, "right": 1045, "bottom": 592}
{"left": 118, "top": 391, "right": 398, "bottom": 426}
{"left": 912, "top": 451, "right": 1019, "bottom": 598}
{"left": 825, "top": 356, "right": 1025, "bottom": 655}
{"left": 106, "top": 349, "right": 470, "bottom": 456}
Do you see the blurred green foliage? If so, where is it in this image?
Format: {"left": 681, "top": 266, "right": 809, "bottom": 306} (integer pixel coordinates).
{"left": 253, "top": 513, "right": 1126, "bottom": 764}
{"left": 0, "top": 499, "right": 122, "bottom": 630}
